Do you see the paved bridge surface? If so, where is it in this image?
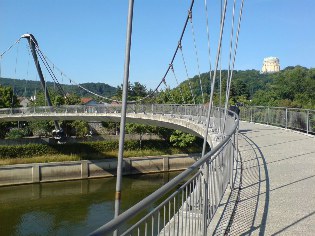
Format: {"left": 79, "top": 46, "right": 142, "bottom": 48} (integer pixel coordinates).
{"left": 215, "top": 121, "right": 315, "bottom": 235}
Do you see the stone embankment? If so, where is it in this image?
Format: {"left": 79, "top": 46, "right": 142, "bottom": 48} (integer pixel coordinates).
{"left": 0, "top": 153, "right": 199, "bottom": 187}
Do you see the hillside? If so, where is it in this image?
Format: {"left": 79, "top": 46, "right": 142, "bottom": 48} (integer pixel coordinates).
{"left": 0, "top": 77, "right": 117, "bottom": 98}
{"left": 177, "top": 66, "right": 315, "bottom": 108}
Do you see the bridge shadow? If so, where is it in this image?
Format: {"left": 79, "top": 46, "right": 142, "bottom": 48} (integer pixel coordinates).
{"left": 212, "top": 131, "right": 270, "bottom": 235}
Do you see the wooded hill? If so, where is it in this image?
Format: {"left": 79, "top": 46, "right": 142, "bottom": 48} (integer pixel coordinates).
{"left": 0, "top": 77, "right": 117, "bottom": 98}
{"left": 178, "top": 66, "right": 315, "bottom": 109}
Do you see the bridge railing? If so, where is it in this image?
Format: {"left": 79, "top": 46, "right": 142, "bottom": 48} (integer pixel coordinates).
{"left": 240, "top": 106, "right": 315, "bottom": 134}
{"left": 0, "top": 104, "right": 212, "bottom": 121}
{"left": 90, "top": 107, "right": 239, "bottom": 236}
{"left": 0, "top": 104, "right": 239, "bottom": 234}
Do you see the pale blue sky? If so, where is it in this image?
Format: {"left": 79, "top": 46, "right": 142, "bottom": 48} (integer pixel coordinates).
{"left": 1, "top": 0, "right": 314, "bottom": 90}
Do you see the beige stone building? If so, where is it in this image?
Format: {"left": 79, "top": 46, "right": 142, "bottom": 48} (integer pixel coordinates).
{"left": 261, "top": 57, "right": 280, "bottom": 73}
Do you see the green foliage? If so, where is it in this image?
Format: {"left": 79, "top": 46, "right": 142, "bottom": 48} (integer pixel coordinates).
{"left": 29, "top": 121, "right": 54, "bottom": 137}
{"left": 251, "top": 66, "right": 315, "bottom": 108}
{"left": 0, "top": 77, "right": 116, "bottom": 98}
{"left": 114, "top": 81, "right": 151, "bottom": 101}
{"left": 170, "top": 130, "right": 196, "bottom": 148}
{"left": 168, "top": 66, "right": 315, "bottom": 109}
{"left": 0, "top": 85, "right": 20, "bottom": 138}
{"left": 71, "top": 120, "right": 90, "bottom": 138}
{"left": 0, "top": 143, "right": 57, "bottom": 158}
{"left": 126, "top": 123, "right": 156, "bottom": 149}
{"left": 65, "top": 93, "right": 81, "bottom": 105}
{"left": 0, "top": 140, "right": 174, "bottom": 158}
{"left": 0, "top": 85, "right": 19, "bottom": 108}
{"left": 5, "top": 127, "right": 31, "bottom": 139}
{"left": 101, "top": 121, "right": 119, "bottom": 134}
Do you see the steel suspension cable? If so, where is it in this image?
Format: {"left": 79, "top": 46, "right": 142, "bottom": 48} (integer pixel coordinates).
{"left": 223, "top": 0, "right": 245, "bottom": 131}
{"left": 202, "top": 0, "right": 228, "bottom": 156}
{"left": 12, "top": 40, "right": 20, "bottom": 107}
{"left": 219, "top": 0, "right": 223, "bottom": 133}
{"left": 170, "top": 64, "right": 186, "bottom": 104}
{"left": 27, "top": 36, "right": 65, "bottom": 97}
{"left": 203, "top": 0, "right": 213, "bottom": 93}
{"left": 188, "top": 10, "right": 205, "bottom": 104}
{"left": 163, "top": 80, "right": 176, "bottom": 104}
{"left": 35, "top": 47, "right": 66, "bottom": 97}
{"left": 178, "top": 42, "right": 196, "bottom": 104}
{"left": 34, "top": 39, "right": 165, "bottom": 104}
{"left": 0, "top": 37, "right": 21, "bottom": 58}
{"left": 30, "top": 37, "right": 66, "bottom": 97}
{"left": 3, "top": 0, "right": 196, "bottom": 105}
{"left": 225, "top": 0, "right": 237, "bottom": 106}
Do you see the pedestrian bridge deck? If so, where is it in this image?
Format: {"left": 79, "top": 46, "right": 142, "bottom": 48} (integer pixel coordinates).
{"left": 214, "top": 121, "right": 315, "bottom": 235}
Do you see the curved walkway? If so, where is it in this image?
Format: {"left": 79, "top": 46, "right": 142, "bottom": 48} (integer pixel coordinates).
{"left": 227, "top": 121, "right": 315, "bottom": 235}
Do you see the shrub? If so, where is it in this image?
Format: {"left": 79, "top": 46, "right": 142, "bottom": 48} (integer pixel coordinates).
{"left": 0, "top": 140, "right": 174, "bottom": 159}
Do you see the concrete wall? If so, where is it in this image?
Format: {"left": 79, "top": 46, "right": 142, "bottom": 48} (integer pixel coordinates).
{"left": 0, "top": 154, "right": 200, "bottom": 187}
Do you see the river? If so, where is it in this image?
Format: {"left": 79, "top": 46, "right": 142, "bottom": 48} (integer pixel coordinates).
{"left": 0, "top": 172, "right": 181, "bottom": 235}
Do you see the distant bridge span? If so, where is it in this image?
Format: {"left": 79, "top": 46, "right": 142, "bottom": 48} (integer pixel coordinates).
{"left": 0, "top": 104, "right": 235, "bottom": 147}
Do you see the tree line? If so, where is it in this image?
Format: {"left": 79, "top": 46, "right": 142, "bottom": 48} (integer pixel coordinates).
{"left": 0, "top": 65, "right": 314, "bottom": 146}
{"left": 0, "top": 77, "right": 117, "bottom": 98}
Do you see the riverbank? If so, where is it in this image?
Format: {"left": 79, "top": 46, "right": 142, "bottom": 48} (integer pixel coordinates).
{"left": 0, "top": 139, "right": 202, "bottom": 165}
{"left": 0, "top": 153, "right": 199, "bottom": 187}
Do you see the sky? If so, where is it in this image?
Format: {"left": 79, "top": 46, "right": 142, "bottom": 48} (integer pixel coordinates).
{"left": 0, "top": 0, "right": 314, "bottom": 90}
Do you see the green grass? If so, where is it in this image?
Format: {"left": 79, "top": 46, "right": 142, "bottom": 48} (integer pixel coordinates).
{"left": 0, "top": 146, "right": 201, "bottom": 166}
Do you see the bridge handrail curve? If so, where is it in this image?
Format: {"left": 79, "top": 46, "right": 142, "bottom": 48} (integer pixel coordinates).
{"left": 90, "top": 108, "right": 239, "bottom": 235}
{"left": 0, "top": 104, "right": 209, "bottom": 116}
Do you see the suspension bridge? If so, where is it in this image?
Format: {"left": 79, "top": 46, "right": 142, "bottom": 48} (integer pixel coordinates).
{"left": 1, "top": 0, "right": 315, "bottom": 235}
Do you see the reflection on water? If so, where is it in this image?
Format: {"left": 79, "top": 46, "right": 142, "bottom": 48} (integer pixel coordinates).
{"left": 0, "top": 172, "right": 180, "bottom": 236}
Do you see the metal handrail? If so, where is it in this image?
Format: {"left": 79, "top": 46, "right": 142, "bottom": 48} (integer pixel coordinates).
{"left": 240, "top": 106, "right": 315, "bottom": 134}
{"left": 90, "top": 109, "right": 239, "bottom": 235}
{"left": 0, "top": 104, "right": 239, "bottom": 235}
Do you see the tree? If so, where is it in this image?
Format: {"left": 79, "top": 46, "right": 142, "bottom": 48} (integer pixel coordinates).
{"left": 0, "top": 85, "right": 19, "bottom": 108}
{"left": 101, "top": 121, "right": 119, "bottom": 135}
{"left": 71, "top": 120, "right": 90, "bottom": 138}
{"left": 114, "top": 81, "right": 150, "bottom": 101}
{"left": 5, "top": 128, "right": 28, "bottom": 139}
{"left": 29, "top": 121, "right": 55, "bottom": 137}
{"left": 0, "top": 85, "right": 20, "bottom": 138}
{"left": 170, "top": 130, "right": 196, "bottom": 148}
{"left": 65, "top": 93, "right": 81, "bottom": 105}
{"left": 126, "top": 123, "right": 154, "bottom": 149}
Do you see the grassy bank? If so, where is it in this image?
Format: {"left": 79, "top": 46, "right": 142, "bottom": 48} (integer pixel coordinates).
{"left": 0, "top": 140, "right": 202, "bottom": 165}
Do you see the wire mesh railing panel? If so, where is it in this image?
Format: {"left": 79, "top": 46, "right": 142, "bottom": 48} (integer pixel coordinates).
{"left": 240, "top": 106, "right": 315, "bottom": 134}
{"left": 268, "top": 108, "right": 286, "bottom": 127}
{"left": 309, "top": 111, "right": 315, "bottom": 133}
{"left": 287, "top": 109, "right": 307, "bottom": 131}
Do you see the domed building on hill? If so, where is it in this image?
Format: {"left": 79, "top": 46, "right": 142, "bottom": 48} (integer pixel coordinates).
{"left": 261, "top": 57, "right": 280, "bottom": 73}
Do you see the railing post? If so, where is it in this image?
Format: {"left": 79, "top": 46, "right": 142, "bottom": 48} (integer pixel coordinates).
{"left": 151, "top": 104, "right": 154, "bottom": 114}
{"left": 267, "top": 107, "right": 270, "bottom": 125}
{"left": 307, "top": 110, "right": 309, "bottom": 134}
{"left": 250, "top": 107, "right": 253, "bottom": 122}
{"left": 202, "top": 162, "right": 209, "bottom": 236}
{"left": 285, "top": 108, "right": 288, "bottom": 129}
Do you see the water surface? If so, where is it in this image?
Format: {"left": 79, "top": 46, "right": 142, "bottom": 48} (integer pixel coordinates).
{"left": 0, "top": 172, "right": 180, "bottom": 235}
